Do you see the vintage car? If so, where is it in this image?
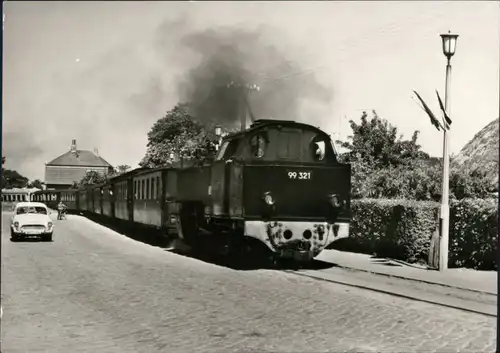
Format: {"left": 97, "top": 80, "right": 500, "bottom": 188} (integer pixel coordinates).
{"left": 11, "top": 202, "right": 54, "bottom": 241}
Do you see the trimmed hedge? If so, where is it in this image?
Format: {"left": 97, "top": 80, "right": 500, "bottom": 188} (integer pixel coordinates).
{"left": 331, "top": 198, "right": 498, "bottom": 270}
{"left": 449, "top": 198, "right": 498, "bottom": 270}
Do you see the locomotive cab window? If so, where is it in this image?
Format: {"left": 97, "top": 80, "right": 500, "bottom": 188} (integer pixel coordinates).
{"left": 277, "top": 130, "right": 301, "bottom": 160}
{"left": 215, "top": 138, "right": 240, "bottom": 161}
{"left": 215, "top": 141, "right": 229, "bottom": 161}
{"left": 311, "top": 138, "right": 326, "bottom": 161}
{"left": 309, "top": 134, "right": 337, "bottom": 163}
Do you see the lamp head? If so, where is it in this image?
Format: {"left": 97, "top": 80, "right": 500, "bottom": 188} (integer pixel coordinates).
{"left": 440, "top": 30, "right": 459, "bottom": 59}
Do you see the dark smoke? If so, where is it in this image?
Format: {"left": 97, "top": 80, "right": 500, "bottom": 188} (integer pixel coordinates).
{"left": 166, "top": 24, "right": 334, "bottom": 129}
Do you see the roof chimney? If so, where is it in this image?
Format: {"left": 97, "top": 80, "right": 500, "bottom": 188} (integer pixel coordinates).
{"left": 94, "top": 148, "right": 99, "bottom": 157}
{"left": 71, "top": 139, "right": 77, "bottom": 153}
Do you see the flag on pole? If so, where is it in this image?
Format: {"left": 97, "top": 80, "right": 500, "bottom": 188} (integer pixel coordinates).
{"left": 413, "top": 90, "right": 443, "bottom": 131}
{"left": 436, "top": 90, "right": 452, "bottom": 128}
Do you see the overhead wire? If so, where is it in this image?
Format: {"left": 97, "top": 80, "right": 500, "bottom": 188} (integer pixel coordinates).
{"left": 260, "top": 8, "right": 447, "bottom": 86}
{"left": 254, "top": 8, "right": 440, "bottom": 81}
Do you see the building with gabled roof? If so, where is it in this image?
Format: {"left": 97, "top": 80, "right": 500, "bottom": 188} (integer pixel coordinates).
{"left": 44, "top": 139, "right": 114, "bottom": 190}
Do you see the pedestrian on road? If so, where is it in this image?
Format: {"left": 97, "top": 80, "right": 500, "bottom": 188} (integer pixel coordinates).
{"left": 57, "top": 201, "right": 67, "bottom": 220}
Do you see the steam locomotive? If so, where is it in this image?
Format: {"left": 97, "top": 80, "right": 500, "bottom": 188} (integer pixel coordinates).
{"left": 31, "top": 119, "right": 351, "bottom": 264}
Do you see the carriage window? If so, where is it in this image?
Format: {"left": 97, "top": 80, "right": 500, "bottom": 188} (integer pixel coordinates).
{"left": 277, "top": 131, "right": 301, "bottom": 160}
{"left": 146, "top": 179, "right": 150, "bottom": 200}
{"left": 141, "top": 180, "right": 145, "bottom": 200}
{"left": 133, "top": 181, "right": 137, "bottom": 199}
{"left": 156, "top": 176, "right": 160, "bottom": 199}
{"left": 151, "top": 178, "right": 156, "bottom": 200}
{"left": 250, "top": 134, "right": 266, "bottom": 158}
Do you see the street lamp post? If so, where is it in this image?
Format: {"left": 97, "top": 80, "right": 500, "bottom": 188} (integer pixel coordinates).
{"left": 214, "top": 125, "right": 223, "bottom": 149}
{"left": 439, "top": 31, "right": 459, "bottom": 272}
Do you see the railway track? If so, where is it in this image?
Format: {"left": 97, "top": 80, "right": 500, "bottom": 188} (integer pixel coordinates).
{"left": 281, "top": 264, "right": 497, "bottom": 318}
{"left": 166, "top": 240, "right": 497, "bottom": 318}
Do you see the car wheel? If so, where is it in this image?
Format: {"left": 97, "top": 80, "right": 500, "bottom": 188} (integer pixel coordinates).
{"left": 43, "top": 234, "right": 53, "bottom": 242}
{"left": 10, "top": 232, "right": 20, "bottom": 242}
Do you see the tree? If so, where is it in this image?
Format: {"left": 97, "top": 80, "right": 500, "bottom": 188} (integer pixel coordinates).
{"left": 78, "top": 170, "right": 107, "bottom": 186}
{"left": 338, "top": 111, "right": 496, "bottom": 201}
{"left": 337, "top": 110, "right": 429, "bottom": 168}
{"left": 139, "top": 104, "right": 218, "bottom": 168}
{"left": 1, "top": 157, "right": 29, "bottom": 189}
{"left": 336, "top": 111, "right": 442, "bottom": 200}
{"left": 449, "top": 167, "right": 497, "bottom": 200}
{"left": 27, "top": 179, "right": 44, "bottom": 189}
{"left": 115, "top": 165, "right": 131, "bottom": 174}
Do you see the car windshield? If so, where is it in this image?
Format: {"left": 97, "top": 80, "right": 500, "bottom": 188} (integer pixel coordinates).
{"left": 16, "top": 206, "right": 47, "bottom": 215}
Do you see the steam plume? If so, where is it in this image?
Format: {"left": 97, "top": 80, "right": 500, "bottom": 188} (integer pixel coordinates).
{"left": 163, "top": 23, "right": 334, "bottom": 129}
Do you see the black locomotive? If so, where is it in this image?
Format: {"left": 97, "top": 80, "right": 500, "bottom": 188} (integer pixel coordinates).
{"left": 31, "top": 119, "right": 351, "bottom": 263}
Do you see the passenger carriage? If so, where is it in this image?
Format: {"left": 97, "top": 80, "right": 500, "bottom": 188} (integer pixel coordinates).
{"left": 30, "top": 189, "right": 78, "bottom": 211}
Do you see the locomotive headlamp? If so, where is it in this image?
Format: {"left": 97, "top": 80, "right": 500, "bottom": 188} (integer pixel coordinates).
{"left": 263, "top": 192, "right": 275, "bottom": 206}
{"left": 328, "top": 194, "right": 341, "bottom": 208}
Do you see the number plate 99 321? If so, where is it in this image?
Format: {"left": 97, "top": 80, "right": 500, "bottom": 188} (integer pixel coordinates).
{"left": 288, "top": 171, "right": 311, "bottom": 180}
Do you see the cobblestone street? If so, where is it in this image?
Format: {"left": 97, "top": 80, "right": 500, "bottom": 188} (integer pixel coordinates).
{"left": 1, "top": 213, "right": 496, "bottom": 353}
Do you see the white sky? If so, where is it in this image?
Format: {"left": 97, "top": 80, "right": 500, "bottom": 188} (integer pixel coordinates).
{"left": 3, "top": 1, "right": 499, "bottom": 180}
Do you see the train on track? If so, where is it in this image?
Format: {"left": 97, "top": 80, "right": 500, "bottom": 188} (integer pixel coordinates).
{"left": 31, "top": 119, "right": 352, "bottom": 264}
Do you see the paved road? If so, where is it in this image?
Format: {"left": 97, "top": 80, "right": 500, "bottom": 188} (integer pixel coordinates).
{"left": 1, "top": 212, "right": 496, "bottom": 353}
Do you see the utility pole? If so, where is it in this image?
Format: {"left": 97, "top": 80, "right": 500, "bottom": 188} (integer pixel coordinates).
{"left": 438, "top": 31, "right": 459, "bottom": 272}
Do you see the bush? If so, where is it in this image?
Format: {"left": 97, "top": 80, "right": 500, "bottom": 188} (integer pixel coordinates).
{"left": 331, "top": 198, "right": 498, "bottom": 270}
{"left": 449, "top": 198, "right": 497, "bottom": 270}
